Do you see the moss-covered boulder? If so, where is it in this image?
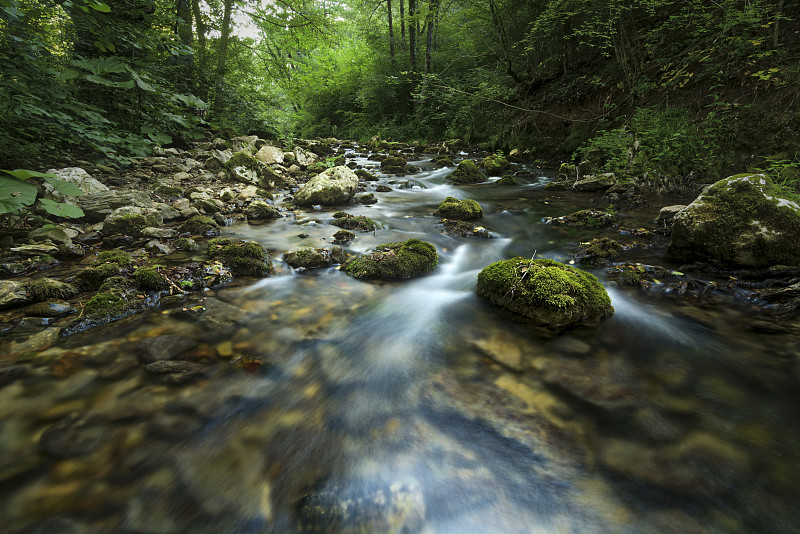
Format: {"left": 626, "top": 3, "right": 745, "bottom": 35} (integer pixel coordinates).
{"left": 331, "top": 212, "right": 381, "bottom": 232}
{"left": 440, "top": 219, "right": 491, "bottom": 238}
{"left": 180, "top": 215, "right": 220, "bottom": 237}
{"left": 284, "top": 247, "right": 347, "bottom": 270}
{"left": 666, "top": 174, "right": 800, "bottom": 268}
{"left": 343, "top": 239, "right": 438, "bottom": 280}
{"left": 27, "top": 278, "right": 78, "bottom": 301}
{"left": 476, "top": 258, "right": 614, "bottom": 328}
{"left": 380, "top": 156, "right": 408, "bottom": 175}
{"left": 103, "top": 206, "right": 163, "bottom": 237}
{"left": 573, "top": 237, "right": 622, "bottom": 265}
{"left": 293, "top": 166, "right": 359, "bottom": 206}
{"left": 446, "top": 160, "right": 485, "bottom": 185}
{"left": 225, "top": 151, "right": 265, "bottom": 186}
{"left": 133, "top": 267, "right": 170, "bottom": 291}
{"left": 207, "top": 238, "right": 273, "bottom": 276}
{"left": 355, "top": 169, "right": 379, "bottom": 181}
{"left": 480, "top": 154, "right": 510, "bottom": 176}
{"left": 174, "top": 237, "right": 198, "bottom": 251}
{"left": 433, "top": 197, "right": 483, "bottom": 220}
{"left": 75, "top": 262, "right": 122, "bottom": 290}
{"left": 333, "top": 229, "right": 355, "bottom": 243}
{"left": 544, "top": 209, "right": 619, "bottom": 229}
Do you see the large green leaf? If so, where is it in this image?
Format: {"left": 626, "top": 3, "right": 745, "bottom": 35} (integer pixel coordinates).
{"left": 38, "top": 198, "right": 85, "bottom": 219}
{"left": 0, "top": 175, "right": 37, "bottom": 214}
{"left": 2, "top": 168, "right": 59, "bottom": 180}
{"left": 42, "top": 176, "right": 84, "bottom": 197}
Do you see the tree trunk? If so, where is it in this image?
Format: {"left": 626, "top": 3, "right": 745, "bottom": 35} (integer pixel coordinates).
{"left": 424, "top": 0, "right": 438, "bottom": 75}
{"left": 409, "top": 0, "right": 416, "bottom": 76}
{"left": 176, "top": 0, "right": 193, "bottom": 45}
{"left": 489, "top": 0, "right": 521, "bottom": 83}
{"left": 388, "top": 0, "right": 396, "bottom": 71}
{"left": 192, "top": 0, "right": 206, "bottom": 53}
{"left": 212, "top": 0, "right": 234, "bottom": 117}
{"left": 400, "top": 0, "right": 406, "bottom": 51}
{"left": 773, "top": 0, "right": 785, "bottom": 48}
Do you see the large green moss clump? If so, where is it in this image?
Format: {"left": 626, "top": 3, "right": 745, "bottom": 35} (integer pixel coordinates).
{"left": 331, "top": 212, "right": 381, "bottom": 231}
{"left": 27, "top": 278, "right": 78, "bottom": 301}
{"left": 476, "top": 257, "right": 614, "bottom": 328}
{"left": 666, "top": 173, "right": 800, "bottom": 268}
{"left": 134, "top": 267, "right": 170, "bottom": 291}
{"left": 433, "top": 197, "right": 483, "bottom": 220}
{"left": 480, "top": 154, "right": 510, "bottom": 176}
{"left": 344, "top": 239, "right": 438, "bottom": 280}
{"left": 446, "top": 159, "right": 485, "bottom": 185}
{"left": 207, "top": 238, "right": 273, "bottom": 276}
{"left": 181, "top": 215, "right": 220, "bottom": 237}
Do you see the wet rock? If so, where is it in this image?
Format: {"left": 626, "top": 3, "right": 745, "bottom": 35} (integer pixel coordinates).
{"left": 9, "top": 243, "right": 59, "bottom": 256}
{"left": 254, "top": 144, "right": 284, "bottom": 165}
{"left": 343, "top": 239, "right": 438, "bottom": 280}
{"left": 330, "top": 212, "right": 381, "bottom": 232}
{"left": 0, "top": 280, "right": 32, "bottom": 310}
{"left": 667, "top": 173, "right": 800, "bottom": 268}
{"left": 103, "top": 206, "right": 163, "bottom": 237}
{"left": 479, "top": 154, "right": 509, "bottom": 176}
{"left": 433, "top": 196, "right": 483, "bottom": 220}
{"left": 79, "top": 190, "right": 151, "bottom": 222}
{"left": 148, "top": 413, "right": 204, "bottom": 440}
{"left": 297, "top": 480, "right": 425, "bottom": 534}
{"left": 471, "top": 330, "right": 532, "bottom": 371}
{"left": 375, "top": 185, "right": 392, "bottom": 192}
{"left": 38, "top": 412, "right": 107, "bottom": 459}
{"left": 439, "top": 219, "right": 491, "bottom": 238}
{"left": 138, "top": 335, "right": 198, "bottom": 363}
{"left": 29, "top": 227, "right": 72, "bottom": 246}
{"left": 73, "top": 231, "right": 102, "bottom": 246}
{"left": 145, "top": 239, "right": 172, "bottom": 255}
{"left": 145, "top": 360, "right": 208, "bottom": 374}
{"left": 654, "top": 205, "right": 686, "bottom": 226}
{"left": 572, "top": 173, "right": 616, "bottom": 192}
{"left": 294, "top": 166, "right": 359, "bottom": 207}
{"left": 225, "top": 151, "right": 268, "bottom": 185}
{"left": 142, "top": 227, "right": 177, "bottom": 239}
{"left": 333, "top": 229, "right": 355, "bottom": 244}
{"left": 544, "top": 209, "right": 619, "bottom": 228}
{"left": 193, "top": 198, "right": 226, "bottom": 214}
{"left": 356, "top": 193, "right": 377, "bottom": 204}
{"left": 355, "top": 169, "right": 378, "bottom": 181}
{"left": 573, "top": 237, "right": 622, "bottom": 265}
{"left": 446, "top": 159, "right": 485, "bottom": 185}
{"left": 24, "top": 301, "right": 75, "bottom": 318}
{"left": 285, "top": 247, "right": 347, "bottom": 270}
{"left": 476, "top": 258, "right": 614, "bottom": 328}
{"left": 631, "top": 406, "right": 685, "bottom": 443}
{"left": 207, "top": 238, "right": 273, "bottom": 276}
{"left": 599, "top": 432, "right": 750, "bottom": 497}
{"left": 246, "top": 200, "right": 281, "bottom": 220}
{"left": 18, "top": 316, "right": 54, "bottom": 327}
{"left": 180, "top": 215, "right": 220, "bottom": 237}
{"left": 0, "top": 365, "right": 31, "bottom": 387}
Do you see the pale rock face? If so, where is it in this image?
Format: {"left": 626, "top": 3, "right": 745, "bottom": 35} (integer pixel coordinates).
{"left": 293, "top": 166, "right": 359, "bottom": 207}
{"left": 293, "top": 147, "right": 318, "bottom": 167}
{"left": 103, "top": 206, "right": 164, "bottom": 236}
{"left": 254, "top": 145, "right": 284, "bottom": 165}
{"left": 667, "top": 173, "right": 800, "bottom": 268}
{"left": 43, "top": 167, "right": 109, "bottom": 207}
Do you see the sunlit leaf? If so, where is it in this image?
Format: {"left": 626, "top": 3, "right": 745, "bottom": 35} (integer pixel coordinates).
{"left": 0, "top": 175, "right": 37, "bottom": 214}
{"left": 38, "top": 198, "right": 85, "bottom": 218}
{"left": 42, "top": 176, "right": 84, "bottom": 196}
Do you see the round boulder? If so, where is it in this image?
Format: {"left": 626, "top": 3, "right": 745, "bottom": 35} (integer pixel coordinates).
{"left": 344, "top": 239, "right": 438, "bottom": 280}
{"left": 446, "top": 159, "right": 485, "bottom": 185}
{"left": 476, "top": 258, "right": 614, "bottom": 328}
{"left": 666, "top": 173, "right": 800, "bottom": 267}
{"left": 293, "top": 166, "right": 359, "bottom": 207}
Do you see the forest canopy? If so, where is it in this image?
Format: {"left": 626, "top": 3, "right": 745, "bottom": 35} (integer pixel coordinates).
{"left": 1, "top": 0, "right": 798, "bottom": 185}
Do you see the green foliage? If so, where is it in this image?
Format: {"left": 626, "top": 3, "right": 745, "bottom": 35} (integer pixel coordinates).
{"left": 0, "top": 169, "right": 84, "bottom": 218}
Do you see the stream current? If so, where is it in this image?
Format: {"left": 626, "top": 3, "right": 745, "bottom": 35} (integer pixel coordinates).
{"left": 1, "top": 151, "right": 799, "bottom": 533}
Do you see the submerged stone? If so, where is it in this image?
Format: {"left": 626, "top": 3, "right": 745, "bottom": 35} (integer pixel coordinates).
{"left": 544, "top": 209, "right": 619, "bottom": 228}
{"left": 476, "top": 258, "right": 614, "bottom": 328}
{"left": 666, "top": 173, "right": 800, "bottom": 267}
{"left": 344, "top": 239, "right": 438, "bottom": 280}
{"left": 284, "top": 247, "right": 347, "bottom": 270}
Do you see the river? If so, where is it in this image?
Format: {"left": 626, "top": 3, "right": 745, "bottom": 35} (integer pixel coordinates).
{"left": 1, "top": 150, "right": 798, "bottom": 533}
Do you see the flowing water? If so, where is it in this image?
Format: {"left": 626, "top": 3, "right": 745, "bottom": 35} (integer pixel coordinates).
{"left": 1, "top": 152, "right": 799, "bottom": 533}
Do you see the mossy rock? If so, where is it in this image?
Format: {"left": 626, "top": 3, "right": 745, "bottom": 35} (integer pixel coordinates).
{"left": 293, "top": 166, "right": 360, "bottom": 206}
{"left": 433, "top": 197, "right": 483, "bottom": 220}
{"left": 480, "top": 154, "right": 510, "bottom": 176}
{"left": 545, "top": 209, "right": 619, "bottom": 229}
{"left": 606, "top": 263, "right": 672, "bottom": 288}
{"left": 284, "top": 247, "right": 347, "bottom": 270}
{"left": 355, "top": 169, "right": 379, "bottom": 181}
{"left": 666, "top": 173, "right": 800, "bottom": 268}
{"left": 103, "top": 207, "right": 163, "bottom": 237}
{"left": 207, "top": 238, "right": 273, "bottom": 277}
{"left": 447, "top": 160, "right": 485, "bottom": 185}
{"left": 84, "top": 288, "right": 138, "bottom": 320}
{"left": 246, "top": 200, "right": 281, "bottom": 220}
{"left": 331, "top": 213, "right": 381, "bottom": 232}
{"left": 333, "top": 230, "right": 355, "bottom": 243}
{"left": 27, "top": 278, "right": 78, "bottom": 301}
{"left": 380, "top": 156, "right": 408, "bottom": 172}
{"left": 574, "top": 237, "right": 622, "bottom": 265}
{"left": 476, "top": 258, "right": 614, "bottom": 328}
{"left": 431, "top": 155, "right": 454, "bottom": 167}
{"left": 225, "top": 151, "right": 265, "bottom": 185}
{"left": 134, "top": 267, "right": 170, "bottom": 291}
{"left": 343, "top": 239, "right": 438, "bottom": 280}
{"left": 180, "top": 215, "right": 220, "bottom": 237}
{"left": 92, "top": 250, "right": 132, "bottom": 268}
{"left": 174, "top": 237, "right": 198, "bottom": 251}
{"left": 496, "top": 175, "right": 518, "bottom": 185}
{"left": 440, "top": 219, "right": 491, "bottom": 238}
{"left": 155, "top": 184, "right": 184, "bottom": 197}
{"left": 75, "top": 263, "right": 121, "bottom": 290}
{"left": 98, "top": 275, "right": 133, "bottom": 292}
{"left": 356, "top": 193, "right": 377, "bottom": 205}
